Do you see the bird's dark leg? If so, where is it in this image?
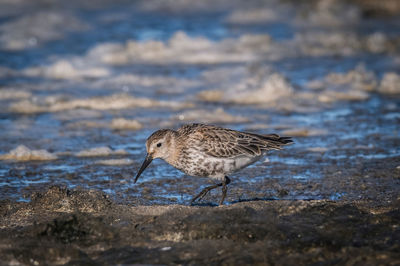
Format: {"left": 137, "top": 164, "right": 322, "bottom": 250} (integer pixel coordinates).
{"left": 190, "top": 183, "right": 222, "bottom": 205}
{"left": 190, "top": 176, "right": 231, "bottom": 206}
{"left": 219, "top": 176, "right": 231, "bottom": 205}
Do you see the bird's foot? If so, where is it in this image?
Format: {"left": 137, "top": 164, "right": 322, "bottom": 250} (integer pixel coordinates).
{"left": 190, "top": 183, "right": 221, "bottom": 205}
{"left": 190, "top": 176, "right": 231, "bottom": 206}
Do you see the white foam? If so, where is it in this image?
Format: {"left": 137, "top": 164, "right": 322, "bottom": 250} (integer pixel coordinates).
{"left": 293, "top": 31, "right": 392, "bottom": 56}
{"left": 175, "top": 108, "right": 249, "bottom": 124}
{"left": 198, "top": 69, "right": 293, "bottom": 105}
{"left": 10, "top": 94, "right": 192, "bottom": 113}
{"left": 67, "top": 118, "right": 142, "bottom": 131}
{"left": 318, "top": 90, "right": 369, "bottom": 103}
{"left": 324, "top": 64, "right": 377, "bottom": 91}
{"left": 307, "top": 147, "right": 329, "bottom": 152}
{"left": 86, "top": 31, "right": 271, "bottom": 65}
{"left": 110, "top": 118, "right": 142, "bottom": 130}
{"left": 366, "top": 32, "right": 388, "bottom": 53}
{"left": 66, "top": 120, "right": 106, "bottom": 129}
{"left": 24, "top": 59, "right": 110, "bottom": 80}
{"left": 95, "top": 158, "right": 133, "bottom": 165}
{"left": 0, "top": 89, "right": 31, "bottom": 100}
{"left": 0, "top": 145, "right": 57, "bottom": 161}
{"left": 306, "top": 64, "right": 377, "bottom": 103}
{"left": 227, "top": 73, "right": 294, "bottom": 104}
{"left": 378, "top": 72, "right": 400, "bottom": 94}
{"left": 75, "top": 147, "right": 127, "bottom": 157}
{"left": 225, "top": 8, "right": 278, "bottom": 24}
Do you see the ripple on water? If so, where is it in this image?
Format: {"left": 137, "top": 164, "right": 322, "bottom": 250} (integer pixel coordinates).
{"left": 0, "top": 1, "right": 399, "bottom": 205}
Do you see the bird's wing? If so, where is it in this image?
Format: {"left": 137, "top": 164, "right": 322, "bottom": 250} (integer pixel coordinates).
{"left": 189, "top": 125, "right": 291, "bottom": 158}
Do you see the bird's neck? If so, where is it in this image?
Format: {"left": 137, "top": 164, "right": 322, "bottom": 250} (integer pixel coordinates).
{"left": 164, "top": 132, "right": 180, "bottom": 167}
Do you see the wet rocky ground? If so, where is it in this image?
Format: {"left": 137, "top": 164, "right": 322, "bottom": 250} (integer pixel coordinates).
{"left": 1, "top": 182, "right": 399, "bottom": 265}
{"left": 1, "top": 0, "right": 400, "bottom": 264}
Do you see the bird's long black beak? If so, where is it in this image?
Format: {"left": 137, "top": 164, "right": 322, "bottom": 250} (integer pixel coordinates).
{"left": 134, "top": 154, "right": 153, "bottom": 183}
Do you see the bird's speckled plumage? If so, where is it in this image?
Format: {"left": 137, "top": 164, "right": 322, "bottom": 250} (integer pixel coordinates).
{"left": 135, "top": 123, "right": 293, "bottom": 205}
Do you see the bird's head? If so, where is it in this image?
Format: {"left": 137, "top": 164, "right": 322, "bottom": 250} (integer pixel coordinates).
{"left": 145, "top": 129, "right": 172, "bottom": 160}
{"left": 134, "top": 129, "right": 174, "bottom": 183}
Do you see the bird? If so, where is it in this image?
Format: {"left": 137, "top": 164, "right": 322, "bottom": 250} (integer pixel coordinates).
{"left": 134, "top": 123, "right": 293, "bottom": 205}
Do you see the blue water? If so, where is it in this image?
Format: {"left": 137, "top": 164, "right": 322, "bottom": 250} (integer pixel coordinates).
{"left": 0, "top": 0, "right": 399, "bottom": 204}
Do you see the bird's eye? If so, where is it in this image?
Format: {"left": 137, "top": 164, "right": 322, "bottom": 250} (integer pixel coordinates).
{"left": 157, "top": 143, "right": 162, "bottom": 147}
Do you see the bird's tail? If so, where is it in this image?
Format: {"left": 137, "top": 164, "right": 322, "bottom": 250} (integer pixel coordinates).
{"left": 262, "top": 134, "right": 293, "bottom": 143}
{"left": 258, "top": 134, "right": 293, "bottom": 149}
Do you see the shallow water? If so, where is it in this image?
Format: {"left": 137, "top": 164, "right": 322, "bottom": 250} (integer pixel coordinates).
{"left": 1, "top": 0, "right": 399, "bottom": 205}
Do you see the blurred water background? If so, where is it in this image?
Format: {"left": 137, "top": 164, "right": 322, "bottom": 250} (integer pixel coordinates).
{"left": 0, "top": 0, "right": 399, "bottom": 204}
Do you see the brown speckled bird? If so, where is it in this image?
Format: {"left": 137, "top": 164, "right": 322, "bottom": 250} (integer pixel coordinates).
{"left": 135, "top": 123, "right": 293, "bottom": 205}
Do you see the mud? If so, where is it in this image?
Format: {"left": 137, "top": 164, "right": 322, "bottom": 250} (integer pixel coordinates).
{"left": 1, "top": 184, "right": 399, "bottom": 265}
